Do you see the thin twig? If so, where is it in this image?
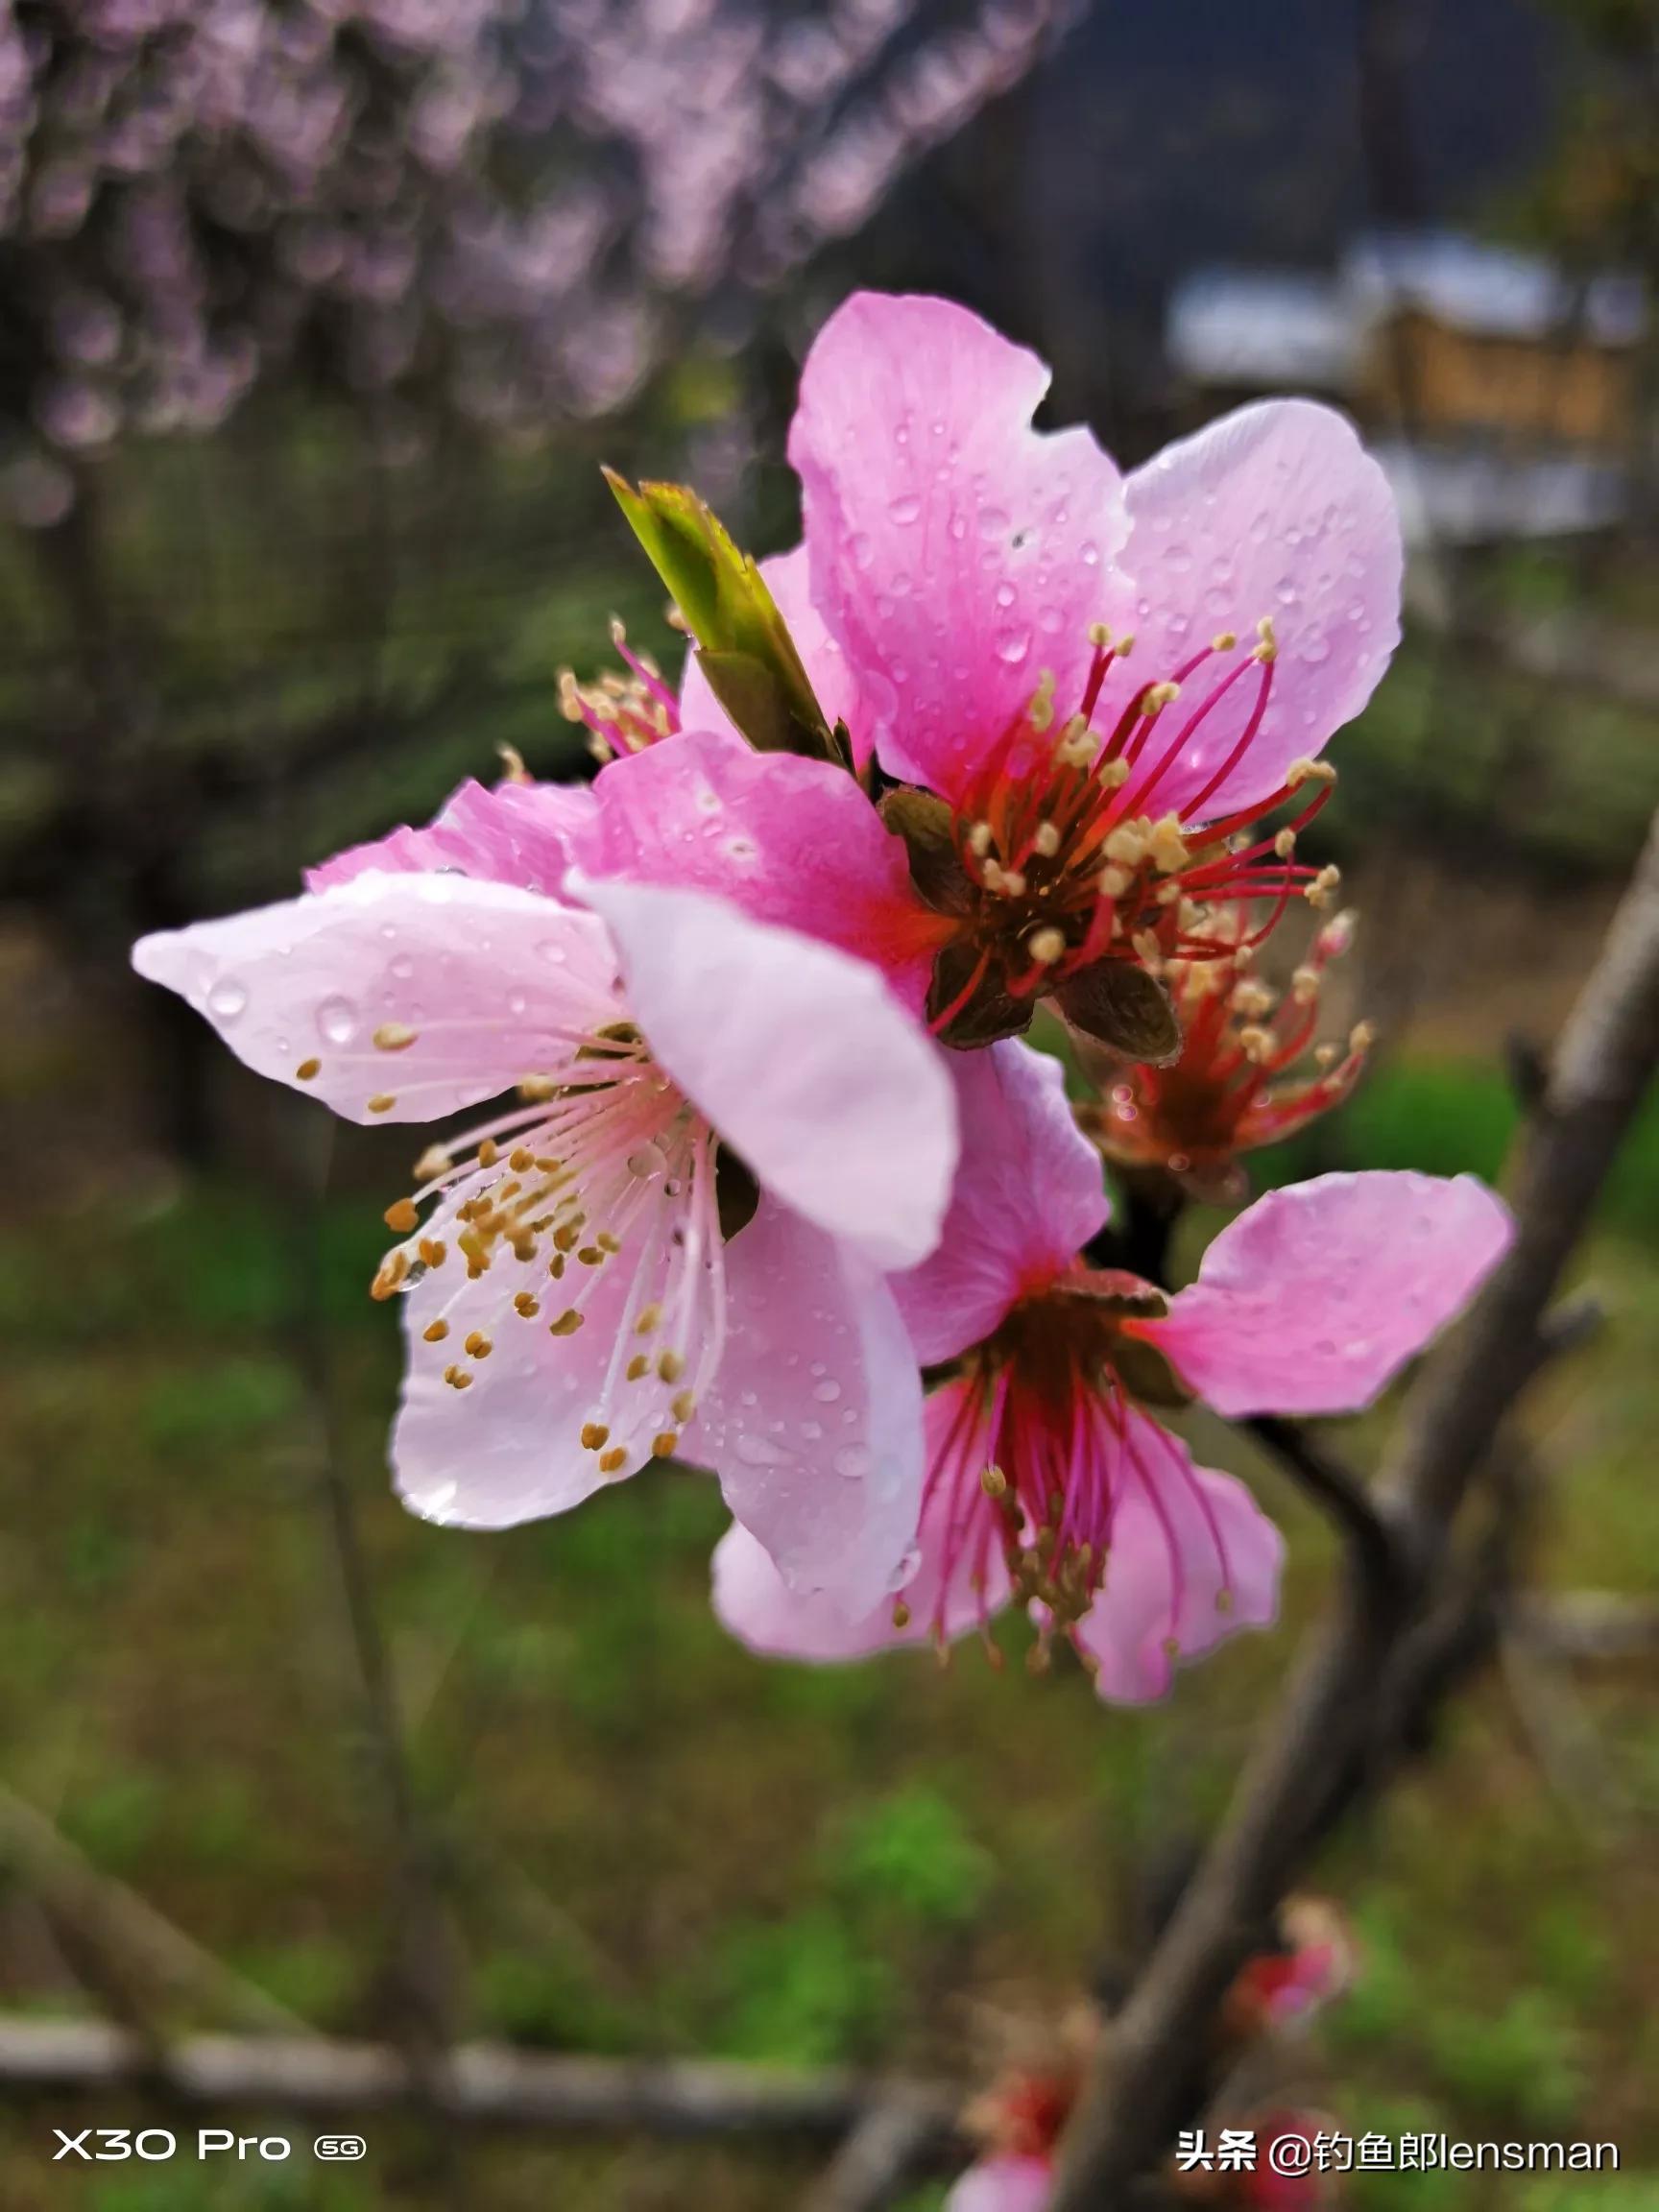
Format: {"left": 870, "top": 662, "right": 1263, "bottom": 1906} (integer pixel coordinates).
{"left": 0, "top": 2017, "right": 958, "bottom": 2142}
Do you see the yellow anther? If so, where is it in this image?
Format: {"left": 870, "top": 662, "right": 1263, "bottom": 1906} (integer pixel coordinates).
{"left": 1212, "top": 629, "right": 1238, "bottom": 651}
{"left": 981, "top": 1465, "right": 1008, "bottom": 1499}
{"left": 367, "top": 1093, "right": 396, "bottom": 1115}
{"left": 634, "top": 1303, "right": 662, "bottom": 1335}
{"left": 891, "top": 1599, "right": 912, "bottom": 1629}
{"left": 1026, "top": 926, "right": 1067, "bottom": 966}
{"left": 373, "top": 1022, "right": 418, "bottom": 1052}
{"left": 296, "top": 1057, "right": 322, "bottom": 1082}
{"left": 967, "top": 821, "right": 994, "bottom": 857}
{"left": 549, "top": 1309, "right": 584, "bottom": 1335}
{"left": 1306, "top": 864, "right": 1342, "bottom": 911}
{"left": 464, "top": 1331, "right": 493, "bottom": 1359}
{"left": 518, "top": 1074, "right": 558, "bottom": 1102}
{"left": 422, "top": 1319, "right": 449, "bottom": 1343}
{"left": 1350, "top": 1021, "right": 1378, "bottom": 1052}
{"left": 1027, "top": 669, "right": 1057, "bottom": 732}
{"left": 580, "top": 1422, "right": 611, "bottom": 1452}
{"left": 1142, "top": 681, "right": 1181, "bottom": 713}
{"left": 1291, "top": 964, "right": 1320, "bottom": 1004}
{"left": 577, "top": 1244, "right": 604, "bottom": 1266}
{"left": 599, "top": 1447, "right": 628, "bottom": 1476}
{"left": 418, "top": 1238, "right": 446, "bottom": 1268}
{"left": 1098, "top": 863, "right": 1134, "bottom": 900}
{"left": 383, "top": 1197, "right": 420, "bottom": 1234}
{"left": 478, "top": 1140, "right": 500, "bottom": 1168}
{"left": 597, "top": 1232, "right": 622, "bottom": 1254}
{"left": 1087, "top": 621, "right": 1113, "bottom": 648}
{"left": 414, "top": 1144, "right": 451, "bottom": 1183}
{"left": 1032, "top": 821, "right": 1062, "bottom": 858}
{"left": 651, "top": 1431, "right": 679, "bottom": 1459}
{"left": 509, "top": 1146, "right": 536, "bottom": 1172}
{"left": 547, "top": 1253, "right": 566, "bottom": 1280}
{"left": 626, "top": 1354, "right": 650, "bottom": 1381}
{"left": 658, "top": 1350, "right": 685, "bottom": 1383}
{"left": 1286, "top": 757, "right": 1336, "bottom": 790}
{"left": 444, "top": 1364, "right": 472, "bottom": 1391}
{"left": 1274, "top": 828, "right": 1297, "bottom": 859}
{"left": 1148, "top": 815, "right": 1190, "bottom": 873}
{"left": 1103, "top": 823, "right": 1146, "bottom": 868}
{"left": 514, "top": 1292, "right": 540, "bottom": 1319}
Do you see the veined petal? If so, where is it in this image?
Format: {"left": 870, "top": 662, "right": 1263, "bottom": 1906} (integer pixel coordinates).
{"left": 711, "top": 1372, "right": 1013, "bottom": 1655}
{"left": 1072, "top": 1409, "right": 1283, "bottom": 1703}
{"left": 307, "top": 778, "right": 596, "bottom": 896}
{"left": 132, "top": 872, "right": 620, "bottom": 1124}
{"left": 1147, "top": 1170, "right": 1513, "bottom": 1418}
{"left": 579, "top": 725, "right": 937, "bottom": 1012}
{"left": 679, "top": 544, "right": 878, "bottom": 770}
{"left": 896, "top": 1043, "right": 1109, "bottom": 1366}
{"left": 577, "top": 877, "right": 957, "bottom": 1270}
{"left": 788, "top": 291, "right": 1131, "bottom": 803}
{"left": 1094, "top": 399, "right": 1402, "bottom": 822}
{"left": 694, "top": 1195, "right": 924, "bottom": 1608}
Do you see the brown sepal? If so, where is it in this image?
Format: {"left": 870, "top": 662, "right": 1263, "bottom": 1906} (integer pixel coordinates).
{"left": 878, "top": 786, "right": 974, "bottom": 915}
{"left": 1056, "top": 960, "right": 1182, "bottom": 1066}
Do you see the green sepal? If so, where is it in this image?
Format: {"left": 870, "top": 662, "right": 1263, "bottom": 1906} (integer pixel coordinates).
{"left": 603, "top": 469, "right": 839, "bottom": 764}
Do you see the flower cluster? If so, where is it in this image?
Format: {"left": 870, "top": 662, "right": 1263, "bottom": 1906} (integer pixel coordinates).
{"left": 134, "top": 292, "right": 1512, "bottom": 1693}
{"left": 2, "top": 2, "right": 1056, "bottom": 519}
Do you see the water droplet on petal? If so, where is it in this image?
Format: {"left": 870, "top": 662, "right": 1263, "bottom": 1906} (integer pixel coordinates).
{"left": 207, "top": 976, "right": 249, "bottom": 1022}
{"left": 888, "top": 493, "right": 922, "bottom": 525}
{"left": 317, "top": 994, "right": 358, "bottom": 1046}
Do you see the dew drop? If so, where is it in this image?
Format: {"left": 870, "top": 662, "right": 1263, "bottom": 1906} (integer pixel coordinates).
{"left": 316, "top": 994, "right": 359, "bottom": 1046}
{"left": 995, "top": 629, "right": 1032, "bottom": 665}
{"left": 733, "top": 1433, "right": 792, "bottom": 1469}
{"left": 813, "top": 1379, "right": 842, "bottom": 1403}
{"left": 888, "top": 493, "right": 923, "bottom": 525}
{"left": 207, "top": 976, "right": 249, "bottom": 1022}
{"left": 833, "top": 1444, "right": 873, "bottom": 1480}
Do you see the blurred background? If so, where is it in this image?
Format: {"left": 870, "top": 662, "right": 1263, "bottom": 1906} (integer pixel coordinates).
{"left": 2, "top": 0, "right": 1658, "bottom": 2205}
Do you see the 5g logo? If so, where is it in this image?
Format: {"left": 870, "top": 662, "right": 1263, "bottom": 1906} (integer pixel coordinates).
{"left": 53, "top": 2129, "right": 179, "bottom": 2161}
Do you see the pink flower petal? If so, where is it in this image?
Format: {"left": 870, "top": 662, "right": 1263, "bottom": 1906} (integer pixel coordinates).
{"left": 711, "top": 1372, "right": 1013, "bottom": 1655}
{"left": 896, "top": 1042, "right": 1109, "bottom": 1365}
{"left": 132, "top": 872, "right": 619, "bottom": 1124}
{"left": 1073, "top": 1409, "right": 1283, "bottom": 1703}
{"left": 1148, "top": 1170, "right": 1513, "bottom": 1418}
{"left": 576, "top": 877, "right": 956, "bottom": 1270}
{"left": 694, "top": 1194, "right": 925, "bottom": 1607}
{"left": 788, "top": 291, "right": 1131, "bottom": 802}
{"left": 306, "top": 778, "right": 595, "bottom": 896}
{"left": 579, "top": 724, "right": 936, "bottom": 1012}
{"left": 679, "top": 543, "right": 878, "bottom": 769}
{"left": 945, "top": 2156, "right": 1055, "bottom": 2212}
{"left": 1092, "top": 400, "right": 1402, "bottom": 822}
{"left": 392, "top": 1217, "right": 677, "bottom": 1526}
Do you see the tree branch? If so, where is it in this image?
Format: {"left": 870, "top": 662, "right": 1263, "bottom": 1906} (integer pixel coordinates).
{"left": 0, "top": 2017, "right": 957, "bottom": 2143}
{"left": 1048, "top": 807, "right": 1659, "bottom": 2210}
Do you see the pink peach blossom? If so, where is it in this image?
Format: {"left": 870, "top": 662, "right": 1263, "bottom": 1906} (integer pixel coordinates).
{"left": 946, "top": 2154, "right": 1055, "bottom": 2212}
{"left": 714, "top": 1044, "right": 1510, "bottom": 1696}
{"left": 584, "top": 292, "right": 1403, "bottom": 1055}
{"left": 132, "top": 786, "right": 958, "bottom": 1610}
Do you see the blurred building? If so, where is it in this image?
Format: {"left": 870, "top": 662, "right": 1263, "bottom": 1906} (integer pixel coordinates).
{"left": 1166, "top": 231, "right": 1648, "bottom": 545}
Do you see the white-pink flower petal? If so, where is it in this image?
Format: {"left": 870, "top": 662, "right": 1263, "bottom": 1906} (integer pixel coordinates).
{"left": 695, "top": 1194, "right": 926, "bottom": 1608}
{"left": 132, "top": 872, "right": 620, "bottom": 1124}
{"left": 577, "top": 876, "right": 956, "bottom": 1271}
